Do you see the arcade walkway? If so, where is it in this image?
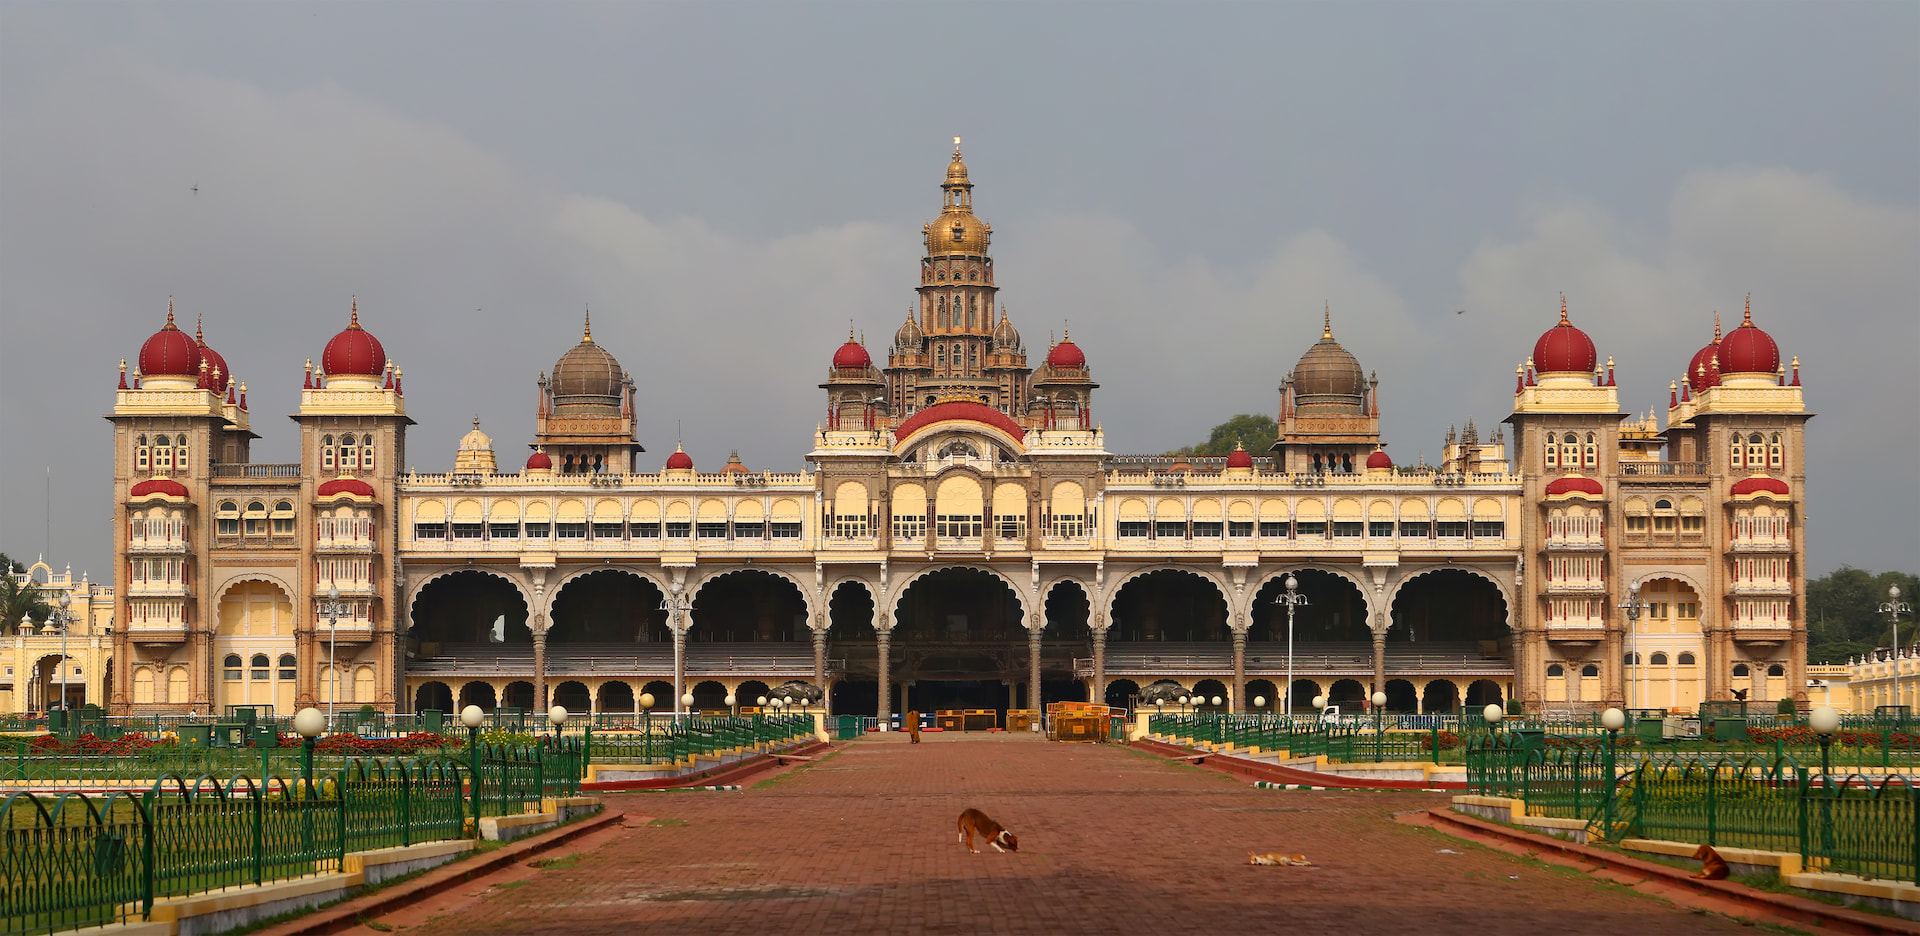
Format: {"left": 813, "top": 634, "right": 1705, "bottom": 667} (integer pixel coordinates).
{"left": 385, "top": 735, "right": 1743, "bottom": 935}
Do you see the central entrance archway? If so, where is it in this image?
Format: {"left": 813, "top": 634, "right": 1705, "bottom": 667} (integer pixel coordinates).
{"left": 890, "top": 569, "right": 1025, "bottom": 720}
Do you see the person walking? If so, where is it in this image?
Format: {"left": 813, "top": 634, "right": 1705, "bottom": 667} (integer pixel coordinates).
{"left": 906, "top": 709, "right": 922, "bottom": 743}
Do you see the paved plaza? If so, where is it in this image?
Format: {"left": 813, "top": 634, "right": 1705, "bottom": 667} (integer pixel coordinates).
{"left": 377, "top": 735, "right": 1747, "bottom": 935}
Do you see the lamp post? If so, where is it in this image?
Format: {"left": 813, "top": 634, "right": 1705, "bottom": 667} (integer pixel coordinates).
{"left": 1274, "top": 576, "right": 1310, "bottom": 715}
{"left": 1882, "top": 586, "right": 1911, "bottom": 719}
{"left": 725, "top": 693, "right": 738, "bottom": 718}
{"left": 1482, "top": 703, "right": 1505, "bottom": 795}
{"left": 638, "top": 692, "right": 656, "bottom": 764}
{"left": 1618, "top": 581, "right": 1644, "bottom": 712}
{"left": 548, "top": 704, "right": 568, "bottom": 739}
{"left": 317, "top": 584, "right": 349, "bottom": 723}
{"left": 681, "top": 692, "right": 695, "bottom": 716}
{"left": 1810, "top": 704, "right": 1840, "bottom": 854}
{"left": 1372, "top": 690, "right": 1388, "bottom": 762}
{"left": 294, "top": 707, "right": 326, "bottom": 851}
{"left": 1601, "top": 707, "right": 1625, "bottom": 839}
{"left": 460, "top": 704, "right": 485, "bottom": 832}
{"left": 52, "top": 592, "right": 71, "bottom": 718}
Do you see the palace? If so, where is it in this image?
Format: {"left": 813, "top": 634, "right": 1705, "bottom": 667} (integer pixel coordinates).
{"left": 105, "top": 144, "right": 1813, "bottom": 723}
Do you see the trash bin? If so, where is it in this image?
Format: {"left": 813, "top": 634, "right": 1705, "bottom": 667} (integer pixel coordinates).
{"left": 1710, "top": 718, "right": 1750, "bottom": 743}
{"left": 1635, "top": 718, "right": 1665, "bottom": 744}
{"left": 179, "top": 723, "right": 213, "bottom": 747}
{"left": 420, "top": 709, "right": 444, "bottom": 733}
{"left": 835, "top": 715, "right": 861, "bottom": 741}
{"left": 251, "top": 725, "right": 280, "bottom": 749}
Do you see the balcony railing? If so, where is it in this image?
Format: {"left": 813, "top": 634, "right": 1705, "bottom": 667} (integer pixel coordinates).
{"left": 211, "top": 463, "right": 302, "bottom": 478}
{"left": 1617, "top": 461, "right": 1708, "bottom": 478}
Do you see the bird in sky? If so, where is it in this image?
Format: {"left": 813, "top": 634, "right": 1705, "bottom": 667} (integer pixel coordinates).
{"left": 1454, "top": 309, "right": 1466, "bottom": 315}
{"left": 190, "top": 185, "right": 198, "bottom": 194}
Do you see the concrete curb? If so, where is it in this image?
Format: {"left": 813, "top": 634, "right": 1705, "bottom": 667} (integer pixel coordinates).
{"left": 1132, "top": 738, "right": 1466, "bottom": 791}
{"left": 1418, "top": 807, "right": 1920, "bottom": 936}
{"left": 249, "top": 808, "right": 625, "bottom": 936}
{"left": 582, "top": 740, "right": 831, "bottom": 791}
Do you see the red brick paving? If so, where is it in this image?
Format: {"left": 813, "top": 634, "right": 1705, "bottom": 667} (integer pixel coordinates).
{"left": 374, "top": 733, "right": 1746, "bottom": 935}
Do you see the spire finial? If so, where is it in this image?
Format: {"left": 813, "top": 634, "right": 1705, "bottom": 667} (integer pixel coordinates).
{"left": 350, "top": 295, "right": 360, "bottom": 328}
{"left": 1559, "top": 293, "right": 1569, "bottom": 324}
{"left": 953, "top": 135, "right": 962, "bottom": 158}
{"left": 1323, "top": 303, "right": 1332, "bottom": 339}
{"left": 848, "top": 320, "right": 855, "bottom": 342}
{"left": 166, "top": 296, "right": 176, "bottom": 328}
{"left": 1713, "top": 311, "right": 1722, "bottom": 342}
{"left": 473, "top": 415, "right": 481, "bottom": 430}
{"left": 582, "top": 308, "right": 593, "bottom": 343}
{"left": 1743, "top": 293, "right": 1752, "bottom": 325}
{"left": 195, "top": 314, "right": 205, "bottom": 345}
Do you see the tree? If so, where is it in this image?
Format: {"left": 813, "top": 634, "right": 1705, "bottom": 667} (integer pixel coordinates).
{"left": 1169, "top": 414, "right": 1278, "bottom": 457}
{"left": 1806, "top": 566, "right": 1920, "bottom": 664}
{"left": 0, "top": 572, "right": 51, "bottom": 632}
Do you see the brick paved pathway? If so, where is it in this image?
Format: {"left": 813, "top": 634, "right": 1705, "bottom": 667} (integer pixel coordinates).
{"left": 387, "top": 734, "right": 1745, "bottom": 935}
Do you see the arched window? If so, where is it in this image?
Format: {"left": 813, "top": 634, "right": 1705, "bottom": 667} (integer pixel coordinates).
{"left": 1580, "top": 664, "right": 1599, "bottom": 678}
{"left": 1650, "top": 652, "right": 1669, "bottom": 665}
{"left": 1584, "top": 432, "right": 1597, "bottom": 468}
{"left": 1769, "top": 433, "right": 1783, "bottom": 469}
{"left": 339, "top": 434, "right": 357, "bottom": 471}
{"left": 250, "top": 654, "right": 270, "bottom": 679}
{"left": 1767, "top": 663, "right": 1785, "bottom": 677}
{"left": 321, "top": 434, "right": 335, "bottom": 470}
{"left": 361, "top": 436, "right": 375, "bottom": 471}
{"left": 216, "top": 501, "right": 240, "bottom": 536}
{"left": 1732, "top": 663, "right": 1751, "bottom": 677}
{"left": 244, "top": 500, "right": 268, "bottom": 536}
{"left": 1547, "top": 664, "right": 1565, "bottom": 677}
{"left": 936, "top": 346, "right": 946, "bottom": 365}
{"left": 278, "top": 654, "right": 296, "bottom": 679}
{"left": 271, "top": 501, "right": 296, "bottom": 535}
{"left": 1746, "top": 432, "right": 1764, "bottom": 469}
{"left": 1563, "top": 432, "right": 1578, "bottom": 444}
{"left": 1544, "top": 434, "right": 1557, "bottom": 469}
{"left": 176, "top": 435, "right": 189, "bottom": 474}
{"left": 135, "top": 435, "right": 150, "bottom": 472}
{"left": 223, "top": 654, "right": 243, "bottom": 681}
{"left": 154, "top": 436, "right": 173, "bottom": 473}
{"left": 1730, "top": 435, "right": 1743, "bottom": 469}
{"left": 1678, "top": 652, "right": 1697, "bottom": 666}
{"left": 1623, "top": 652, "right": 1639, "bottom": 665}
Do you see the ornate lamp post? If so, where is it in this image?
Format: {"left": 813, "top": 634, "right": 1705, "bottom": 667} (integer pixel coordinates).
{"left": 1273, "top": 575, "right": 1309, "bottom": 715}
{"left": 681, "top": 692, "right": 695, "bottom": 716}
{"left": 548, "top": 704, "right": 568, "bottom": 740}
{"left": 1618, "top": 581, "right": 1644, "bottom": 712}
{"left": 317, "top": 584, "right": 349, "bottom": 723}
{"left": 460, "top": 704, "right": 486, "bottom": 830}
{"left": 1810, "top": 704, "right": 1840, "bottom": 853}
{"left": 1882, "top": 585, "right": 1911, "bottom": 717}
{"left": 1372, "top": 690, "right": 1389, "bottom": 762}
{"left": 1600, "top": 707, "right": 1625, "bottom": 838}
{"left": 52, "top": 592, "right": 72, "bottom": 717}
{"left": 638, "top": 692, "right": 656, "bottom": 763}
{"left": 294, "top": 706, "right": 326, "bottom": 851}
{"left": 725, "top": 692, "right": 738, "bottom": 718}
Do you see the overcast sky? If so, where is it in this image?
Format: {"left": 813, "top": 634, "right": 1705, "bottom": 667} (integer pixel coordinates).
{"left": 2, "top": 2, "right": 1915, "bottom": 581}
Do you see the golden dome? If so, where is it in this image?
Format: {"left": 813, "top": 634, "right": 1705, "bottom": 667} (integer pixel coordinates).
{"left": 924, "top": 137, "right": 991, "bottom": 257}
{"left": 453, "top": 416, "right": 498, "bottom": 473}
{"left": 551, "top": 312, "right": 626, "bottom": 412}
{"left": 458, "top": 416, "right": 493, "bottom": 451}
{"left": 1289, "top": 309, "right": 1368, "bottom": 414}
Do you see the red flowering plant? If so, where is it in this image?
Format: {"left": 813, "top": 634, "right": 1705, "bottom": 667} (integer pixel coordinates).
{"left": 1746, "top": 725, "right": 1917, "bottom": 748}
{"left": 276, "top": 732, "right": 460, "bottom": 756}
{"left": 27, "top": 732, "right": 171, "bottom": 756}
{"left": 1420, "top": 730, "right": 1464, "bottom": 750}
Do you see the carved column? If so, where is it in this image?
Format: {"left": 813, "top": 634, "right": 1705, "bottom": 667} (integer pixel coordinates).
{"left": 876, "top": 627, "right": 892, "bottom": 730}
{"left": 1231, "top": 629, "right": 1247, "bottom": 714}
{"left": 1372, "top": 629, "right": 1387, "bottom": 699}
{"left": 1029, "top": 620, "right": 1043, "bottom": 719}
{"left": 813, "top": 620, "right": 828, "bottom": 702}
{"left": 672, "top": 625, "right": 686, "bottom": 713}
{"left": 532, "top": 623, "right": 548, "bottom": 711}
{"left": 1091, "top": 617, "right": 1107, "bottom": 706}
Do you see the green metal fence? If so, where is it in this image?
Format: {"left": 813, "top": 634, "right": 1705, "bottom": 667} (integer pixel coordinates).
{"left": 578, "top": 715, "right": 812, "bottom": 766}
{"left": 0, "top": 791, "right": 147, "bottom": 935}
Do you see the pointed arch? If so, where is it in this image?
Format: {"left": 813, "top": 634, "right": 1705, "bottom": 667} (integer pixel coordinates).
{"left": 404, "top": 566, "right": 534, "bottom": 624}
{"left": 1102, "top": 565, "right": 1232, "bottom": 626}
{"left": 1385, "top": 563, "right": 1515, "bottom": 615}
{"left": 690, "top": 566, "right": 816, "bottom": 624}
{"left": 883, "top": 564, "right": 1032, "bottom": 631}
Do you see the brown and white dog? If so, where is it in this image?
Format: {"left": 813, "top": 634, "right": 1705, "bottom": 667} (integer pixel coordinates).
{"left": 957, "top": 808, "right": 1018, "bottom": 854}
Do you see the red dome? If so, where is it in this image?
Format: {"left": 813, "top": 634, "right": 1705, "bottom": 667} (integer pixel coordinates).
{"left": 893, "top": 400, "right": 1026, "bottom": 442}
{"left": 1730, "top": 476, "right": 1790, "bottom": 497}
{"left": 194, "top": 322, "right": 231, "bottom": 393}
{"left": 1046, "top": 336, "right": 1086, "bottom": 369}
{"left": 1717, "top": 301, "right": 1779, "bottom": 375}
{"left": 1686, "top": 343, "right": 1721, "bottom": 392}
{"left": 1365, "top": 450, "right": 1393, "bottom": 470}
{"left": 1226, "top": 446, "right": 1254, "bottom": 469}
{"left": 665, "top": 447, "right": 694, "bottom": 470}
{"left": 832, "top": 339, "right": 871, "bottom": 369}
{"left": 130, "top": 478, "right": 190, "bottom": 499}
{"left": 322, "top": 304, "right": 387, "bottom": 378}
{"left": 317, "top": 477, "right": 376, "bottom": 499}
{"left": 1531, "top": 301, "right": 1597, "bottom": 374}
{"left": 1545, "top": 476, "right": 1605, "bottom": 497}
{"left": 525, "top": 451, "right": 552, "bottom": 470}
{"left": 138, "top": 309, "right": 201, "bottom": 378}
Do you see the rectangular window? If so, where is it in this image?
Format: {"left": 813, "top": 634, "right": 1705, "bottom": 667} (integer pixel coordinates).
{"left": 1259, "top": 521, "right": 1289, "bottom": 538}
{"left": 732, "top": 522, "right": 765, "bottom": 540}
{"left": 1680, "top": 515, "right": 1704, "bottom": 533}
{"left": 245, "top": 518, "right": 267, "bottom": 536}
{"left": 1117, "top": 521, "right": 1150, "bottom": 538}
{"left": 489, "top": 523, "right": 519, "bottom": 539}
{"left": 451, "top": 523, "right": 484, "bottom": 539}
{"left": 1472, "top": 521, "right": 1505, "bottom": 538}
{"left": 664, "top": 522, "right": 692, "bottom": 538}
{"left": 832, "top": 516, "right": 870, "bottom": 538}
{"left": 523, "top": 522, "right": 550, "bottom": 538}
{"left": 272, "top": 517, "right": 295, "bottom": 535}
{"left": 1191, "top": 522, "right": 1223, "bottom": 538}
{"left": 1399, "top": 521, "right": 1430, "bottom": 538}
{"left": 696, "top": 522, "right": 729, "bottom": 538}
{"left": 279, "top": 661, "right": 296, "bottom": 680}
{"left": 251, "top": 663, "right": 269, "bottom": 680}
{"left": 1648, "top": 601, "right": 1670, "bottom": 619}
{"left": 631, "top": 523, "right": 659, "bottom": 538}
{"left": 1228, "top": 520, "right": 1253, "bottom": 538}
{"left": 1051, "top": 515, "right": 1087, "bottom": 538}
{"left": 1155, "top": 521, "right": 1187, "bottom": 539}
{"left": 414, "top": 523, "right": 445, "bottom": 539}
{"left": 1331, "top": 521, "right": 1364, "bottom": 538}
{"left": 1435, "top": 521, "right": 1467, "bottom": 538}
{"left": 1677, "top": 601, "right": 1698, "bottom": 619}
{"left": 555, "top": 522, "right": 588, "bottom": 539}
{"left": 936, "top": 515, "right": 982, "bottom": 539}
{"left": 1653, "top": 516, "right": 1676, "bottom": 532}
{"left": 217, "top": 518, "right": 240, "bottom": 536}
{"left": 1369, "top": 521, "right": 1395, "bottom": 538}
{"left": 994, "top": 516, "right": 1028, "bottom": 539}
{"left": 1626, "top": 516, "right": 1649, "bottom": 532}
{"left": 769, "top": 522, "right": 802, "bottom": 539}
{"left": 593, "top": 522, "right": 626, "bottom": 539}
{"left": 224, "top": 665, "right": 241, "bottom": 681}
{"left": 1295, "top": 521, "right": 1327, "bottom": 536}
{"left": 891, "top": 517, "right": 926, "bottom": 541}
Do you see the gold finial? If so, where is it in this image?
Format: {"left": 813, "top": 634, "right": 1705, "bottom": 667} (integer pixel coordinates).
{"left": 473, "top": 415, "right": 481, "bottom": 430}
{"left": 1559, "top": 293, "right": 1569, "bottom": 324}
{"left": 1743, "top": 293, "right": 1752, "bottom": 324}
{"left": 953, "top": 136, "right": 962, "bottom": 157}
{"left": 350, "top": 295, "right": 360, "bottom": 328}
{"left": 582, "top": 309, "right": 593, "bottom": 343}
{"left": 1323, "top": 303, "right": 1332, "bottom": 339}
{"left": 195, "top": 314, "right": 204, "bottom": 344}
{"left": 1712, "top": 311, "right": 1722, "bottom": 342}
{"left": 166, "top": 296, "right": 176, "bottom": 328}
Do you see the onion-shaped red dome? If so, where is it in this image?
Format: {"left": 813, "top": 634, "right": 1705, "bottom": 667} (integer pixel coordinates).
{"left": 525, "top": 450, "right": 552, "bottom": 470}
{"left": 130, "top": 478, "right": 190, "bottom": 499}
{"left": 832, "top": 336, "right": 871, "bottom": 369}
{"left": 1717, "top": 300, "right": 1779, "bottom": 375}
{"left": 893, "top": 400, "right": 1026, "bottom": 442}
{"left": 1545, "top": 476, "right": 1605, "bottom": 497}
{"left": 1730, "top": 476, "right": 1790, "bottom": 497}
{"left": 721, "top": 451, "right": 750, "bottom": 474}
{"left": 665, "top": 446, "right": 694, "bottom": 470}
{"left": 317, "top": 477, "right": 376, "bottom": 499}
{"left": 322, "top": 303, "right": 387, "bottom": 378}
{"left": 1046, "top": 334, "right": 1086, "bottom": 369}
{"left": 1532, "top": 299, "right": 1597, "bottom": 374}
{"left": 193, "top": 321, "right": 231, "bottom": 393}
{"left": 1366, "top": 450, "right": 1393, "bottom": 470}
{"left": 1686, "top": 341, "right": 1721, "bottom": 392}
{"left": 1226, "top": 445, "right": 1254, "bottom": 469}
{"left": 138, "top": 306, "right": 202, "bottom": 379}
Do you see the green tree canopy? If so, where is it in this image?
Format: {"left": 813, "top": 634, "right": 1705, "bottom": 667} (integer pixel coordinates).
{"left": 1169, "top": 413, "right": 1278, "bottom": 457}
{"left": 1807, "top": 566, "right": 1920, "bottom": 664}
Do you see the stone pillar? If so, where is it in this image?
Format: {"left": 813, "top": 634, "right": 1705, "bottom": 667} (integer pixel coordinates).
{"left": 876, "top": 629, "right": 892, "bottom": 730}
{"left": 672, "top": 627, "right": 686, "bottom": 713}
{"left": 813, "top": 625, "right": 828, "bottom": 707}
{"left": 1372, "top": 629, "right": 1387, "bottom": 701}
{"left": 532, "top": 626, "right": 548, "bottom": 711}
{"left": 1091, "top": 621, "right": 1107, "bottom": 707}
{"left": 1029, "top": 625, "right": 1043, "bottom": 720}
{"left": 1231, "top": 630, "right": 1247, "bottom": 714}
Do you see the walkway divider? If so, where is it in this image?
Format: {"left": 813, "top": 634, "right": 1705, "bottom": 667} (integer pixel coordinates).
{"left": 1132, "top": 737, "right": 1467, "bottom": 791}
{"left": 582, "top": 740, "right": 830, "bottom": 792}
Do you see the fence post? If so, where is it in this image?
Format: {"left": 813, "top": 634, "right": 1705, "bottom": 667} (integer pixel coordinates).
{"left": 1707, "top": 768, "right": 1718, "bottom": 846}
{"left": 337, "top": 770, "right": 348, "bottom": 870}
{"left": 1797, "top": 765, "right": 1810, "bottom": 872}
{"left": 141, "top": 792, "right": 156, "bottom": 919}
{"left": 400, "top": 762, "right": 412, "bottom": 848}
{"left": 252, "top": 778, "right": 266, "bottom": 886}
{"left": 1432, "top": 723, "right": 1440, "bottom": 765}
